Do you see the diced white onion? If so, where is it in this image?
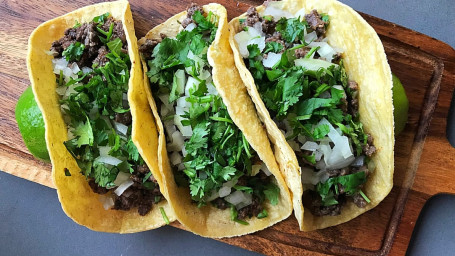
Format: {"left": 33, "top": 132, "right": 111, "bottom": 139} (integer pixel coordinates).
{"left": 234, "top": 28, "right": 266, "bottom": 58}
{"left": 295, "top": 58, "right": 338, "bottom": 71}
{"left": 236, "top": 192, "right": 253, "bottom": 209}
{"left": 351, "top": 155, "right": 365, "bottom": 167}
{"left": 206, "top": 82, "right": 218, "bottom": 96}
{"left": 174, "top": 113, "right": 192, "bottom": 137}
{"left": 263, "top": 52, "right": 282, "bottom": 68}
{"left": 158, "top": 94, "right": 173, "bottom": 111}
{"left": 185, "top": 76, "right": 199, "bottom": 96}
{"left": 184, "top": 23, "right": 197, "bottom": 32}
{"left": 163, "top": 120, "right": 177, "bottom": 138}
{"left": 114, "top": 179, "right": 134, "bottom": 196}
{"left": 167, "top": 130, "right": 185, "bottom": 152}
{"left": 96, "top": 156, "right": 123, "bottom": 166}
{"left": 294, "top": 8, "right": 306, "bottom": 21}
{"left": 114, "top": 171, "right": 131, "bottom": 186}
{"left": 253, "top": 22, "right": 265, "bottom": 36}
{"left": 301, "top": 141, "right": 319, "bottom": 151}
{"left": 263, "top": 5, "right": 293, "bottom": 20}
{"left": 308, "top": 41, "right": 337, "bottom": 62}
{"left": 170, "top": 151, "right": 183, "bottom": 166}
{"left": 315, "top": 150, "right": 323, "bottom": 162}
{"left": 225, "top": 190, "right": 246, "bottom": 205}
{"left": 219, "top": 186, "right": 232, "bottom": 197}
{"left": 82, "top": 67, "right": 93, "bottom": 74}
{"left": 234, "top": 31, "right": 251, "bottom": 58}
{"left": 99, "top": 195, "right": 115, "bottom": 210}
{"left": 113, "top": 121, "right": 128, "bottom": 136}
{"left": 304, "top": 31, "right": 317, "bottom": 43}
{"left": 319, "top": 90, "right": 331, "bottom": 99}
{"left": 301, "top": 167, "right": 329, "bottom": 185}
{"left": 161, "top": 104, "right": 170, "bottom": 117}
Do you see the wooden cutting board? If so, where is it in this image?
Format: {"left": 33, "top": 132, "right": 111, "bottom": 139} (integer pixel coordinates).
{"left": 1, "top": 0, "right": 455, "bottom": 255}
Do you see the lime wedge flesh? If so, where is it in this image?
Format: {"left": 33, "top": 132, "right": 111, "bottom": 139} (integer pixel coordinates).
{"left": 392, "top": 74, "right": 409, "bottom": 135}
{"left": 15, "top": 86, "right": 50, "bottom": 162}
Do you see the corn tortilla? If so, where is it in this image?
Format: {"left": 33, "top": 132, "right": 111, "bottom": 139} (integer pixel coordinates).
{"left": 138, "top": 3, "right": 292, "bottom": 238}
{"left": 229, "top": 0, "right": 394, "bottom": 231}
{"left": 28, "top": 0, "right": 175, "bottom": 233}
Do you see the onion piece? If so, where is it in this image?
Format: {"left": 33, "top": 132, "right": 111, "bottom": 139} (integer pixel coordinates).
{"left": 301, "top": 141, "right": 319, "bottom": 151}
{"left": 113, "top": 121, "right": 128, "bottom": 136}
{"left": 236, "top": 192, "right": 253, "bottom": 209}
{"left": 185, "top": 23, "right": 197, "bottom": 31}
{"left": 294, "top": 8, "right": 306, "bottom": 21}
{"left": 174, "top": 69, "right": 186, "bottom": 96}
{"left": 185, "top": 76, "right": 199, "bottom": 96}
{"left": 96, "top": 156, "right": 123, "bottom": 166}
{"left": 114, "top": 179, "right": 134, "bottom": 196}
{"left": 263, "top": 52, "right": 282, "bottom": 68}
{"left": 170, "top": 151, "right": 183, "bottom": 166}
{"left": 351, "top": 155, "right": 365, "bottom": 167}
{"left": 263, "top": 5, "right": 293, "bottom": 20}
{"left": 219, "top": 186, "right": 232, "bottom": 197}
{"left": 224, "top": 190, "right": 246, "bottom": 205}
{"left": 174, "top": 113, "right": 192, "bottom": 137}
{"left": 304, "top": 31, "right": 317, "bottom": 44}
{"left": 114, "top": 172, "right": 131, "bottom": 186}
{"left": 167, "top": 130, "right": 184, "bottom": 152}
{"left": 295, "top": 58, "right": 338, "bottom": 71}
{"left": 99, "top": 195, "right": 114, "bottom": 210}
{"left": 288, "top": 140, "right": 301, "bottom": 152}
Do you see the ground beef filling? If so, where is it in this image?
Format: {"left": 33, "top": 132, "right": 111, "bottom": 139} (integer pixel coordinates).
{"left": 111, "top": 165, "right": 162, "bottom": 216}
{"left": 53, "top": 18, "right": 162, "bottom": 216}
{"left": 51, "top": 18, "right": 128, "bottom": 68}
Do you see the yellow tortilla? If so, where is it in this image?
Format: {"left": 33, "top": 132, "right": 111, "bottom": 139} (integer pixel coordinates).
{"left": 28, "top": 0, "right": 175, "bottom": 233}
{"left": 138, "top": 3, "right": 292, "bottom": 237}
{"left": 229, "top": 0, "right": 394, "bottom": 231}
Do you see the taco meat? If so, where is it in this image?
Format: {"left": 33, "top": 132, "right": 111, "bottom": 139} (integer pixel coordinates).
{"left": 51, "top": 13, "right": 163, "bottom": 216}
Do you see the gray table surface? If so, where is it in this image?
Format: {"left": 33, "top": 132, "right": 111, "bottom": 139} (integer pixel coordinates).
{"left": 1, "top": 1, "right": 454, "bottom": 256}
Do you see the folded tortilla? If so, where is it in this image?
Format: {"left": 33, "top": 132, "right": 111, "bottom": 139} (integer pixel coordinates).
{"left": 229, "top": 0, "right": 394, "bottom": 231}
{"left": 27, "top": 0, "right": 175, "bottom": 233}
{"left": 138, "top": 3, "right": 293, "bottom": 237}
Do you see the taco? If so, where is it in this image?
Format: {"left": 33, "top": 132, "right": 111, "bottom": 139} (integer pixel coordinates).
{"left": 229, "top": 0, "right": 394, "bottom": 231}
{"left": 138, "top": 3, "right": 292, "bottom": 237}
{"left": 27, "top": 1, "right": 174, "bottom": 233}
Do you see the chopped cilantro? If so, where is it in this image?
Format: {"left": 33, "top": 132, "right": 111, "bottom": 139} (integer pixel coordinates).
{"left": 62, "top": 42, "right": 85, "bottom": 62}
{"left": 160, "top": 207, "right": 170, "bottom": 225}
{"left": 275, "top": 17, "right": 307, "bottom": 43}
{"left": 93, "top": 12, "right": 110, "bottom": 24}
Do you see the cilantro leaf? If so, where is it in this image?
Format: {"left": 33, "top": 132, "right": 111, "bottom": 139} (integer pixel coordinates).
{"left": 73, "top": 117, "right": 94, "bottom": 147}
{"left": 263, "top": 183, "right": 280, "bottom": 205}
{"left": 107, "top": 38, "right": 123, "bottom": 56}
{"left": 275, "top": 17, "right": 307, "bottom": 43}
{"left": 93, "top": 12, "right": 110, "bottom": 24}
{"left": 126, "top": 139, "right": 140, "bottom": 162}
{"left": 62, "top": 42, "right": 85, "bottom": 62}
{"left": 220, "top": 166, "right": 237, "bottom": 181}
{"left": 264, "top": 42, "right": 283, "bottom": 54}
{"left": 316, "top": 171, "right": 367, "bottom": 206}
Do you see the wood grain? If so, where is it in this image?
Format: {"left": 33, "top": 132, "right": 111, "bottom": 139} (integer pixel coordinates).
{"left": 1, "top": 0, "right": 454, "bottom": 255}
